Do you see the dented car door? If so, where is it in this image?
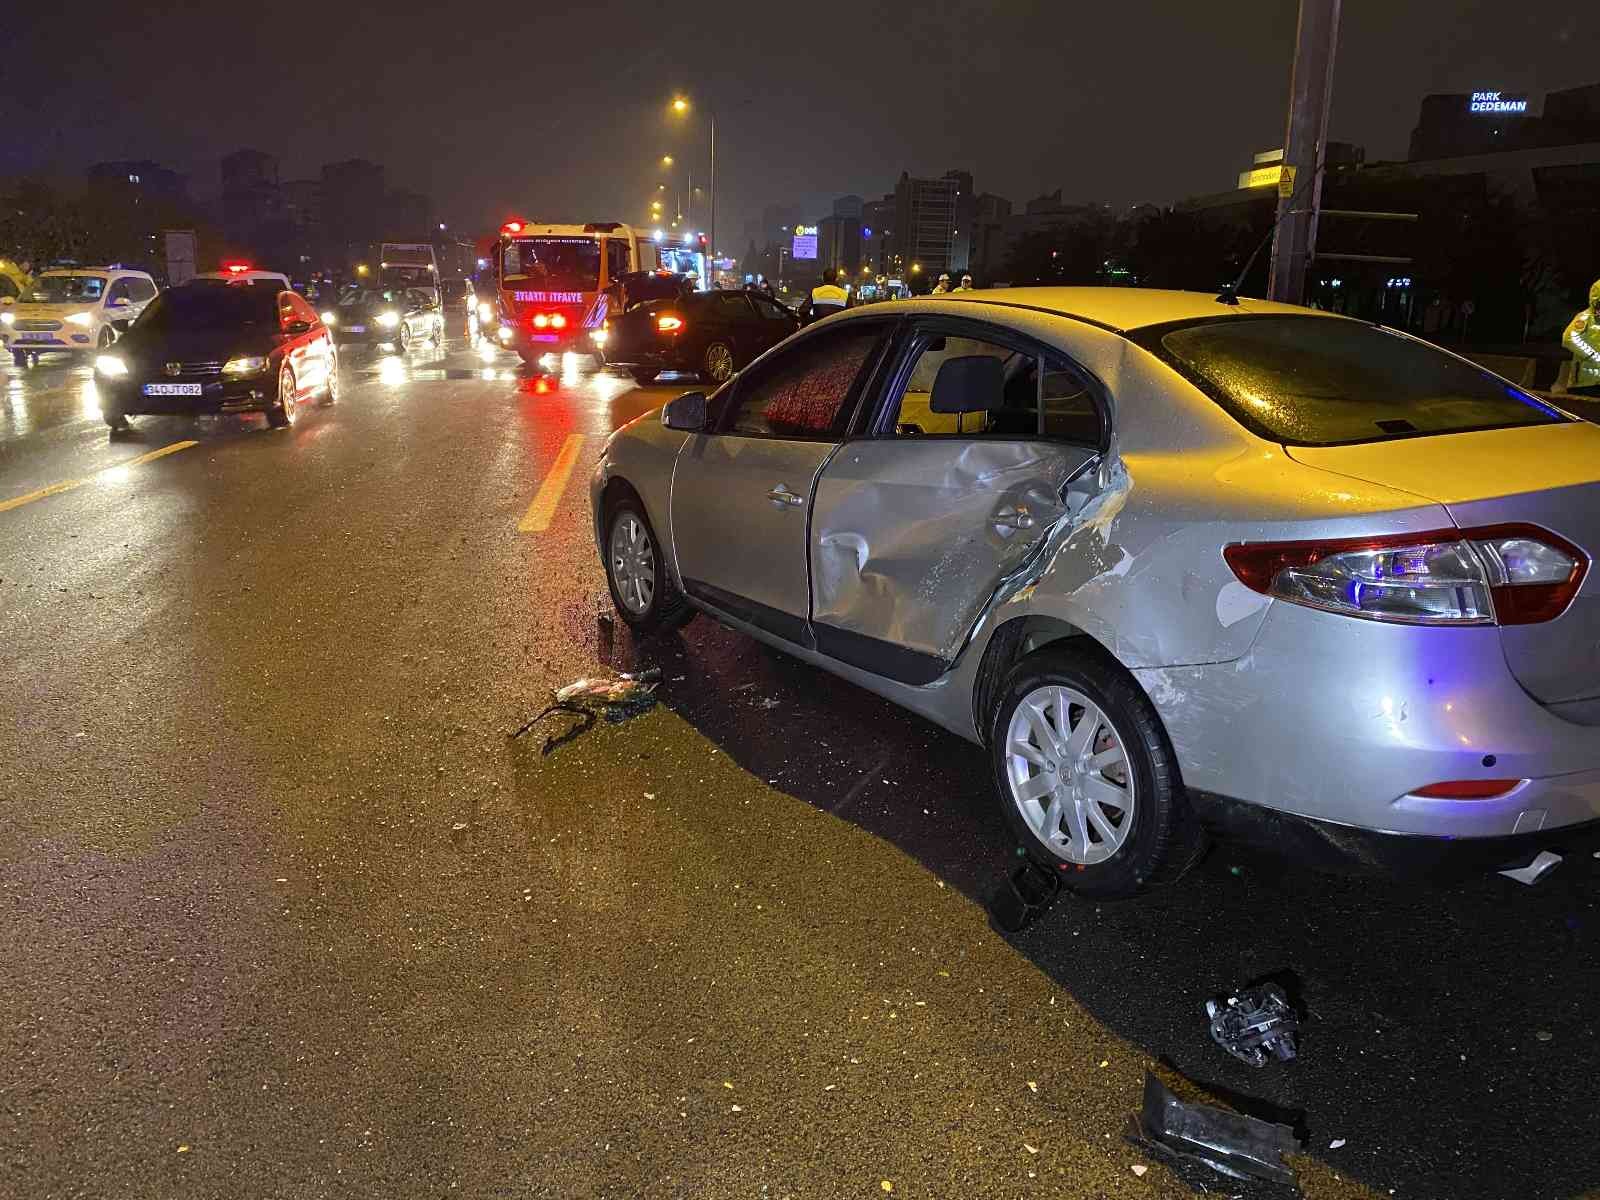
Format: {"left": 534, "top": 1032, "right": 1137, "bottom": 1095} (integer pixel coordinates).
{"left": 809, "top": 326, "right": 1104, "bottom": 684}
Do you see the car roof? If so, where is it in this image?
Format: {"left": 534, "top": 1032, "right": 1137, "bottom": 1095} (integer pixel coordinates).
{"left": 887, "top": 286, "right": 1331, "bottom": 334}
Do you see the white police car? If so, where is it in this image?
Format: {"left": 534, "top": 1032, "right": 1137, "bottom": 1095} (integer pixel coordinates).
{"left": 2, "top": 267, "right": 159, "bottom": 365}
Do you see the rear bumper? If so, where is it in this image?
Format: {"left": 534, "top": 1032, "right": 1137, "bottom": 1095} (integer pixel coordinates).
{"left": 1135, "top": 600, "right": 1600, "bottom": 840}
{"left": 1190, "top": 789, "right": 1600, "bottom": 879}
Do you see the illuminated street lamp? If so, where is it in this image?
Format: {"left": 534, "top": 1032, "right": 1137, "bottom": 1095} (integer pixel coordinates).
{"left": 670, "top": 95, "right": 716, "bottom": 287}
{"left": 661, "top": 155, "right": 674, "bottom": 167}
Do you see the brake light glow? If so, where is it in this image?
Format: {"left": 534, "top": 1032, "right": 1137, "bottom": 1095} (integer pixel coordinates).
{"left": 1223, "top": 524, "right": 1587, "bottom": 627}
{"left": 550, "top": 313, "right": 567, "bottom": 329}
{"left": 223, "top": 261, "right": 251, "bottom": 274}
{"left": 656, "top": 314, "right": 684, "bottom": 332}
{"left": 533, "top": 313, "right": 548, "bottom": 328}
{"left": 1411, "top": 780, "right": 1525, "bottom": 799}
{"left": 502, "top": 220, "right": 524, "bottom": 234}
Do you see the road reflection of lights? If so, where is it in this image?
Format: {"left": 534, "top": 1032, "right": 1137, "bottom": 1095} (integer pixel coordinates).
{"left": 81, "top": 379, "right": 102, "bottom": 420}
{"left": 588, "top": 371, "right": 631, "bottom": 404}
{"left": 101, "top": 464, "right": 132, "bottom": 484}
{"left": 476, "top": 342, "right": 497, "bottom": 364}
{"left": 538, "top": 352, "right": 558, "bottom": 369}
{"left": 481, "top": 368, "right": 496, "bottom": 381}
{"left": 378, "top": 357, "right": 408, "bottom": 387}
{"left": 560, "top": 352, "right": 583, "bottom": 386}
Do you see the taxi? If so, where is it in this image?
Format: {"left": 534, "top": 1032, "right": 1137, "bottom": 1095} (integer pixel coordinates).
{"left": 3, "top": 266, "right": 158, "bottom": 364}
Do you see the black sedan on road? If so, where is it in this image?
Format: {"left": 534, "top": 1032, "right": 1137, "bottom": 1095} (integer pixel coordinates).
{"left": 603, "top": 286, "right": 799, "bottom": 385}
{"left": 324, "top": 287, "right": 443, "bottom": 352}
{"left": 94, "top": 283, "right": 338, "bottom": 434}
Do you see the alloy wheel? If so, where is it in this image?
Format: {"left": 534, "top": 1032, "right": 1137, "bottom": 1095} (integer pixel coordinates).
{"left": 704, "top": 342, "right": 734, "bottom": 382}
{"left": 1004, "top": 685, "right": 1137, "bottom": 865}
{"left": 608, "top": 512, "right": 656, "bottom": 616}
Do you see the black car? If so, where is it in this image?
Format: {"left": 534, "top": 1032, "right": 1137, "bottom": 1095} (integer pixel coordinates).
{"left": 603, "top": 285, "right": 799, "bottom": 385}
{"left": 94, "top": 282, "right": 337, "bottom": 434}
{"left": 326, "top": 286, "right": 443, "bottom": 352}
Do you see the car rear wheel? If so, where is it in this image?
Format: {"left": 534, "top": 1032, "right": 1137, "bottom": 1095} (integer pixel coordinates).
{"left": 267, "top": 364, "right": 297, "bottom": 428}
{"left": 103, "top": 405, "right": 130, "bottom": 434}
{"left": 989, "top": 646, "right": 1203, "bottom": 898}
{"left": 699, "top": 340, "right": 735, "bottom": 385}
{"left": 630, "top": 368, "right": 659, "bottom": 385}
{"left": 604, "top": 496, "right": 694, "bottom": 634}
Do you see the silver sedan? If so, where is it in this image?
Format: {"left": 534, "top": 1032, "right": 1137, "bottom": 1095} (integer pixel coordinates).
{"left": 591, "top": 288, "right": 1600, "bottom": 896}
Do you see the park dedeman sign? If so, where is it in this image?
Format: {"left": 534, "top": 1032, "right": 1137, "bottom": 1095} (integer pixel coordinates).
{"left": 1468, "top": 91, "right": 1528, "bottom": 114}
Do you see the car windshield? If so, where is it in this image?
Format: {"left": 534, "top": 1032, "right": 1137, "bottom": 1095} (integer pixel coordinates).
{"left": 340, "top": 289, "right": 408, "bottom": 308}
{"left": 501, "top": 238, "right": 600, "bottom": 291}
{"left": 137, "top": 285, "right": 278, "bottom": 332}
{"left": 27, "top": 275, "right": 106, "bottom": 304}
{"left": 1142, "top": 315, "right": 1566, "bottom": 446}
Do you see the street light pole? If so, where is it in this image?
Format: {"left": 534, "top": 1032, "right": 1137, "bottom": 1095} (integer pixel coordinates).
{"left": 1268, "top": 0, "right": 1341, "bottom": 305}
{"left": 708, "top": 108, "right": 716, "bottom": 289}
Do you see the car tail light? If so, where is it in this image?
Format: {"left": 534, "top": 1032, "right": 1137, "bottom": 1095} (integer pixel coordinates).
{"left": 1411, "top": 780, "right": 1525, "bottom": 799}
{"left": 1223, "top": 524, "right": 1587, "bottom": 627}
{"left": 656, "top": 314, "right": 683, "bottom": 332}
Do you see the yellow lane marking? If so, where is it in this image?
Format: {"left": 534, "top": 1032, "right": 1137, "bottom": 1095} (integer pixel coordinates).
{"left": 118, "top": 439, "right": 199, "bottom": 469}
{"left": 0, "top": 439, "right": 199, "bottom": 515}
{"left": 0, "top": 478, "right": 85, "bottom": 514}
{"left": 518, "top": 434, "right": 586, "bottom": 533}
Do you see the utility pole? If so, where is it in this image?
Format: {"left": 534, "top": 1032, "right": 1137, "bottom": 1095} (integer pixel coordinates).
{"left": 1267, "top": 0, "right": 1341, "bottom": 304}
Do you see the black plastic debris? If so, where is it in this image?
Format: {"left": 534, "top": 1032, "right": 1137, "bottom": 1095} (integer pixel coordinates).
{"left": 1133, "top": 1072, "right": 1300, "bottom": 1186}
{"left": 1206, "top": 983, "right": 1299, "bottom": 1068}
{"left": 987, "top": 859, "right": 1061, "bottom": 934}
{"left": 510, "top": 669, "right": 662, "bottom": 754}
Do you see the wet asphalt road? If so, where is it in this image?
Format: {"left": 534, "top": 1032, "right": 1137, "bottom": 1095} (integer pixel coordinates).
{"left": 1, "top": 336, "right": 1595, "bottom": 1200}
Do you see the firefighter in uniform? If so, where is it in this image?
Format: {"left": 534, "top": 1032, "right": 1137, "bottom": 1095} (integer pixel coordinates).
{"left": 1563, "top": 279, "right": 1600, "bottom": 397}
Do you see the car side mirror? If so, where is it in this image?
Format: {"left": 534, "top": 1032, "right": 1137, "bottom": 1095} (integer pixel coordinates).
{"left": 284, "top": 319, "right": 312, "bottom": 335}
{"left": 661, "top": 391, "right": 707, "bottom": 433}
{"left": 930, "top": 354, "right": 1006, "bottom": 413}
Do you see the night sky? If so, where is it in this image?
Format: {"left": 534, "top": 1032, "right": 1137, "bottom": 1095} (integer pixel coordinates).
{"left": 6, "top": 0, "right": 1593, "bottom": 245}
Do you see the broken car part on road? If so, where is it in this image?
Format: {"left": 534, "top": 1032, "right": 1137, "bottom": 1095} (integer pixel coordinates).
{"left": 511, "top": 669, "right": 662, "bottom": 754}
{"left": 1132, "top": 1072, "right": 1300, "bottom": 1186}
{"left": 1206, "top": 983, "right": 1300, "bottom": 1068}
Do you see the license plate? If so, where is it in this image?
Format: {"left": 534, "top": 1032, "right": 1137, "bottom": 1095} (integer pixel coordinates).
{"left": 346, "top": 324, "right": 366, "bottom": 333}
{"left": 17, "top": 332, "right": 53, "bottom": 342}
{"left": 142, "top": 383, "right": 203, "bottom": 397}
{"left": 530, "top": 333, "right": 560, "bottom": 342}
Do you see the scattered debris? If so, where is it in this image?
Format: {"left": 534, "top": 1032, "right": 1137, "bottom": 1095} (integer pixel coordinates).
{"left": 1499, "top": 850, "right": 1563, "bottom": 885}
{"left": 1023, "top": 1143, "right": 1038, "bottom": 1155}
{"left": 1206, "top": 983, "right": 1299, "bottom": 1068}
{"left": 987, "top": 859, "right": 1062, "bottom": 934}
{"left": 1329, "top": 1138, "right": 1347, "bottom": 1149}
{"left": 880, "top": 1182, "right": 894, "bottom": 1194}
{"left": 177, "top": 1145, "right": 191, "bottom": 1154}
{"left": 1536, "top": 1030, "right": 1554, "bottom": 1042}
{"left": 1130, "top": 1072, "right": 1300, "bottom": 1186}
{"left": 1130, "top": 1164, "right": 1148, "bottom": 1178}
{"left": 450, "top": 821, "right": 468, "bottom": 832}
{"left": 1027, "top": 1081, "right": 1038, "bottom": 1093}
{"left": 510, "top": 669, "right": 662, "bottom": 753}
{"left": 596, "top": 610, "right": 614, "bottom": 647}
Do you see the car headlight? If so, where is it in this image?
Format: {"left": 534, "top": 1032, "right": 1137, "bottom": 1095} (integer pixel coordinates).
{"left": 496, "top": 325, "right": 513, "bottom": 342}
{"left": 0, "top": 311, "right": 14, "bottom": 326}
{"left": 222, "top": 355, "right": 269, "bottom": 376}
{"left": 376, "top": 311, "right": 401, "bottom": 328}
{"left": 477, "top": 301, "right": 494, "bottom": 322}
{"left": 66, "top": 311, "right": 95, "bottom": 327}
{"left": 94, "top": 354, "right": 128, "bottom": 377}
{"left": 590, "top": 328, "right": 608, "bottom": 345}
{"left": 320, "top": 310, "right": 336, "bottom": 325}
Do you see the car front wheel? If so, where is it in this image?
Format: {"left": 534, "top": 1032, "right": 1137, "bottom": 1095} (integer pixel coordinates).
{"left": 604, "top": 496, "right": 694, "bottom": 634}
{"left": 989, "top": 645, "right": 1203, "bottom": 898}
{"left": 267, "top": 364, "right": 297, "bottom": 428}
{"left": 699, "top": 340, "right": 735, "bottom": 385}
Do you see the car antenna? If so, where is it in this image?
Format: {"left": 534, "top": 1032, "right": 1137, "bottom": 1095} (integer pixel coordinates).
{"left": 1215, "top": 157, "right": 1323, "bottom": 307}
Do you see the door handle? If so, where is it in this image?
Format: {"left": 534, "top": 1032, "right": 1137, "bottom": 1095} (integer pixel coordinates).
{"left": 766, "top": 484, "right": 804, "bottom": 508}
{"left": 992, "top": 504, "right": 1036, "bottom": 535}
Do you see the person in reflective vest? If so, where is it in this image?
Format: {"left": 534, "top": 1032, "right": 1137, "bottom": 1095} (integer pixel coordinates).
{"left": 801, "top": 268, "right": 849, "bottom": 324}
{"left": 952, "top": 274, "right": 974, "bottom": 292}
{"left": 1563, "top": 279, "right": 1600, "bottom": 396}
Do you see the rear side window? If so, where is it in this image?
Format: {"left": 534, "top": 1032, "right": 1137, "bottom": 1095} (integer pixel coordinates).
{"left": 1143, "top": 316, "right": 1565, "bottom": 446}
{"left": 725, "top": 325, "right": 885, "bottom": 439}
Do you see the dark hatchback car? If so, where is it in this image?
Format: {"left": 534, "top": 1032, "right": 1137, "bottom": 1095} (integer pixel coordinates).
{"left": 604, "top": 284, "right": 799, "bottom": 385}
{"left": 327, "top": 287, "right": 443, "bottom": 351}
{"left": 94, "top": 282, "right": 338, "bottom": 434}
